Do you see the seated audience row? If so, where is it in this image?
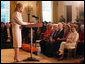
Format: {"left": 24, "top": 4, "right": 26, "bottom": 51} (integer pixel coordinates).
{"left": 40, "top": 22, "right": 84, "bottom": 60}
{"left": 1, "top": 22, "right": 13, "bottom": 48}
{"left": 57, "top": 24, "right": 79, "bottom": 60}
{"left": 1, "top": 21, "right": 84, "bottom": 60}
{"left": 76, "top": 24, "right": 84, "bottom": 58}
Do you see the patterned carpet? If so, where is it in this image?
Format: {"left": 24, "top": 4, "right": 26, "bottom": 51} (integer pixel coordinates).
{"left": 1, "top": 49, "right": 80, "bottom": 63}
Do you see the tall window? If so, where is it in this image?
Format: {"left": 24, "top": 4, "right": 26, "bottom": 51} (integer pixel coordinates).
{"left": 1, "top": 1, "right": 10, "bottom": 24}
{"left": 42, "top": 1, "right": 52, "bottom": 22}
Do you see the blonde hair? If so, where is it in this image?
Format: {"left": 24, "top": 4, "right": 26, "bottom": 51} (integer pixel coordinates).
{"left": 71, "top": 24, "right": 77, "bottom": 30}
{"left": 14, "top": 3, "right": 23, "bottom": 12}
{"left": 81, "top": 24, "right": 84, "bottom": 28}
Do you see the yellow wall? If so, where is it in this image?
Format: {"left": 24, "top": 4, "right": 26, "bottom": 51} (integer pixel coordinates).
{"left": 57, "top": 1, "right": 65, "bottom": 22}
{"left": 52, "top": 1, "right": 58, "bottom": 23}
{"left": 10, "top": 1, "right": 79, "bottom": 23}
{"left": 17, "top": 1, "right": 37, "bottom": 23}
{"left": 57, "top": 1, "right": 77, "bottom": 23}
{"left": 10, "top": 1, "right": 16, "bottom": 22}
{"left": 36, "top": 1, "right": 42, "bottom": 22}
{"left": 10, "top": 1, "right": 37, "bottom": 23}
{"left": 64, "top": 1, "right": 77, "bottom": 23}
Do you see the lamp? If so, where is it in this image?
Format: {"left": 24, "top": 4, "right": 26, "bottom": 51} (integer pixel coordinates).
{"left": 28, "top": 5, "right": 33, "bottom": 12}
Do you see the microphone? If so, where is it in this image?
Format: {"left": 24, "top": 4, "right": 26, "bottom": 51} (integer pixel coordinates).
{"left": 32, "top": 15, "right": 40, "bottom": 23}
{"left": 32, "top": 15, "right": 39, "bottom": 20}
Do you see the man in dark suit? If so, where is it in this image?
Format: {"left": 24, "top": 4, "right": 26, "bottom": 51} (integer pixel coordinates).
{"left": 50, "top": 22, "right": 64, "bottom": 56}
{"left": 58, "top": 16, "right": 65, "bottom": 23}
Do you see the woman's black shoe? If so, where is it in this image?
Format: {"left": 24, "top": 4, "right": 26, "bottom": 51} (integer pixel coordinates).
{"left": 57, "top": 54, "right": 64, "bottom": 61}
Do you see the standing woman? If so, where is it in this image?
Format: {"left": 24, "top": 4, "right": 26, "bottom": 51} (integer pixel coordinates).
{"left": 12, "top": 3, "right": 34, "bottom": 62}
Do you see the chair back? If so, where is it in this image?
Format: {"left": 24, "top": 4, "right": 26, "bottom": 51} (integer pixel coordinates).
{"left": 75, "top": 34, "right": 79, "bottom": 49}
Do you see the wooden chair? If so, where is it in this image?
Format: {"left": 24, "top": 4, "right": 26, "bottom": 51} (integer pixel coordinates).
{"left": 64, "top": 41, "right": 79, "bottom": 58}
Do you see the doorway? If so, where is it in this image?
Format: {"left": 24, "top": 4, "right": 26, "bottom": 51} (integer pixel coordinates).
{"left": 66, "top": 5, "right": 72, "bottom": 23}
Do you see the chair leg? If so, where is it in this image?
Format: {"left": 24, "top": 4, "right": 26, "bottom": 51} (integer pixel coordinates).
{"left": 68, "top": 50, "right": 71, "bottom": 58}
{"left": 74, "top": 50, "right": 76, "bottom": 58}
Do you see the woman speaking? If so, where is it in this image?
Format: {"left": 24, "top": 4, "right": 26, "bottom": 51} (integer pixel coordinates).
{"left": 12, "top": 3, "right": 41, "bottom": 62}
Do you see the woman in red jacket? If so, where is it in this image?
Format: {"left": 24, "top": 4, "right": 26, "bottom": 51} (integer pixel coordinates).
{"left": 43, "top": 23, "right": 53, "bottom": 41}
{"left": 40, "top": 23, "right": 53, "bottom": 55}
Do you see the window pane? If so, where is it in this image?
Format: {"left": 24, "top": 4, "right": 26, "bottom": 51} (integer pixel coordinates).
{"left": 42, "top": 1, "right": 52, "bottom": 22}
{"left": 1, "top": 1, "right": 10, "bottom": 24}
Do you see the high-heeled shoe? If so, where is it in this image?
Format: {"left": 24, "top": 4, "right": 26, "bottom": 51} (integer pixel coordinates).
{"left": 57, "top": 54, "right": 64, "bottom": 61}
{"left": 14, "top": 58, "right": 21, "bottom": 62}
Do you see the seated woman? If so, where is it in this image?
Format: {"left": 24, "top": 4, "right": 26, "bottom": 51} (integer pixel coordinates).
{"left": 76, "top": 24, "right": 84, "bottom": 58}
{"left": 44, "top": 24, "right": 58, "bottom": 57}
{"left": 57, "top": 24, "right": 79, "bottom": 60}
{"left": 40, "top": 23, "right": 53, "bottom": 55}
{"left": 58, "top": 24, "right": 71, "bottom": 41}
{"left": 43, "top": 23, "right": 53, "bottom": 41}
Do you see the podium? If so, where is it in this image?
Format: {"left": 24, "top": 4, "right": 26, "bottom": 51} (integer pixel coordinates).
{"left": 23, "top": 23, "right": 42, "bottom": 61}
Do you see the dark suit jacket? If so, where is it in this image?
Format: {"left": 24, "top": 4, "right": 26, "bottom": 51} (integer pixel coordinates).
{"left": 1, "top": 26, "right": 8, "bottom": 43}
{"left": 53, "top": 28, "right": 64, "bottom": 41}
{"left": 9, "top": 27, "right": 13, "bottom": 41}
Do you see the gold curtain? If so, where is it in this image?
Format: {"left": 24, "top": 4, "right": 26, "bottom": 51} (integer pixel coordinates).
{"left": 36, "top": 1, "right": 42, "bottom": 22}
{"left": 10, "top": 1, "right": 17, "bottom": 22}
{"left": 52, "top": 1, "right": 58, "bottom": 23}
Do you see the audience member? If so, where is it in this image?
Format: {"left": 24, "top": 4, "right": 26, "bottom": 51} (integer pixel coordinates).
{"left": 44, "top": 24, "right": 58, "bottom": 57}
{"left": 5, "top": 23, "right": 13, "bottom": 48}
{"left": 43, "top": 23, "right": 53, "bottom": 40}
{"left": 58, "top": 15, "right": 65, "bottom": 23}
{"left": 57, "top": 24, "right": 79, "bottom": 60}
{"left": 40, "top": 21, "right": 47, "bottom": 39}
{"left": 1, "top": 22, "right": 8, "bottom": 48}
{"left": 74, "top": 23, "right": 81, "bottom": 33}
{"left": 6, "top": 23, "right": 12, "bottom": 43}
{"left": 52, "top": 22, "right": 64, "bottom": 54}
{"left": 77, "top": 16, "right": 84, "bottom": 24}
{"left": 62, "top": 22, "right": 66, "bottom": 29}
{"left": 22, "top": 26, "right": 31, "bottom": 44}
{"left": 40, "top": 23, "right": 53, "bottom": 55}
{"left": 76, "top": 24, "right": 84, "bottom": 58}
{"left": 50, "top": 24, "right": 58, "bottom": 42}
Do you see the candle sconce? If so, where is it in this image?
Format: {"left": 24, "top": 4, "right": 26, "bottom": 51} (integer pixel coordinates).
{"left": 28, "top": 5, "right": 33, "bottom": 22}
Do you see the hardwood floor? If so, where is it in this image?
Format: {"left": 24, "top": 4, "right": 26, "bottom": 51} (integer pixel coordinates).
{"left": 1, "top": 49, "right": 81, "bottom": 63}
